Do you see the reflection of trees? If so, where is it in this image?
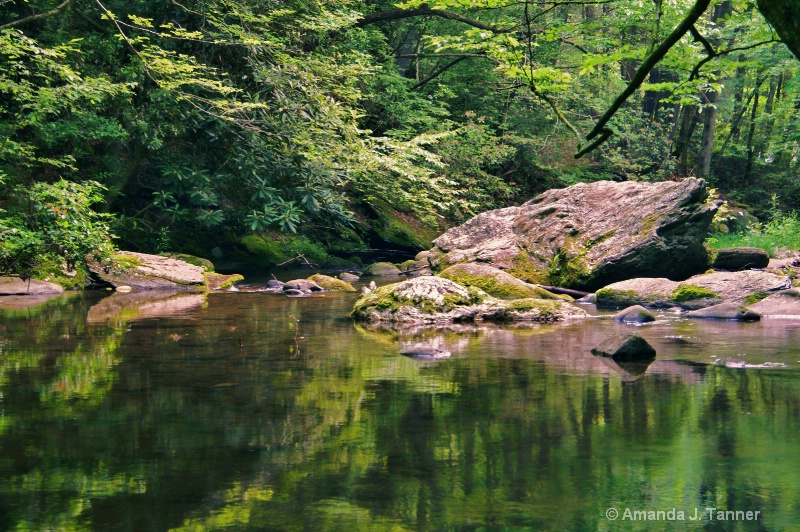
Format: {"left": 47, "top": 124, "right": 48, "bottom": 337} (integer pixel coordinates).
{"left": 1, "top": 293, "right": 800, "bottom": 529}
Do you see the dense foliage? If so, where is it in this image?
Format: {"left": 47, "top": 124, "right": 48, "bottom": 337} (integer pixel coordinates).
{"left": 1, "top": 0, "right": 799, "bottom": 275}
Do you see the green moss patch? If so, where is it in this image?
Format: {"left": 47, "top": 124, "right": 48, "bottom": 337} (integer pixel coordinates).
{"left": 204, "top": 272, "right": 244, "bottom": 290}
{"left": 670, "top": 285, "right": 719, "bottom": 303}
{"left": 507, "top": 250, "right": 548, "bottom": 285}
{"left": 743, "top": 291, "right": 769, "bottom": 305}
{"left": 596, "top": 288, "right": 641, "bottom": 307}
{"left": 440, "top": 269, "right": 536, "bottom": 299}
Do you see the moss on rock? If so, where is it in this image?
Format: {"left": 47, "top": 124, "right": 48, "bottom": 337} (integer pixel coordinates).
{"left": 308, "top": 273, "right": 356, "bottom": 292}
{"left": 669, "top": 284, "right": 719, "bottom": 303}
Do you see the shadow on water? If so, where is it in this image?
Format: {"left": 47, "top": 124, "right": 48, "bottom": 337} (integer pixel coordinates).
{"left": 0, "top": 290, "right": 799, "bottom": 530}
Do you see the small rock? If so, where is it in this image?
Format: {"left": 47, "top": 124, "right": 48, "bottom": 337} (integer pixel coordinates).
{"left": 712, "top": 247, "right": 769, "bottom": 270}
{"left": 686, "top": 302, "right": 760, "bottom": 321}
{"left": 283, "top": 289, "right": 303, "bottom": 296}
{"left": 362, "top": 262, "right": 402, "bottom": 277}
{"left": 339, "top": 272, "right": 360, "bottom": 282}
{"left": 360, "top": 286, "right": 372, "bottom": 295}
{"left": 266, "top": 279, "right": 285, "bottom": 289}
{"left": 591, "top": 334, "right": 656, "bottom": 362}
{"left": 368, "top": 281, "right": 377, "bottom": 290}
{"left": 115, "top": 285, "right": 133, "bottom": 293}
{"left": 205, "top": 272, "right": 244, "bottom": 291}
{"left": 284, "top": 279, "right": 323, "bottom": 292}
{"left": 576, "top": 293, "right": 597, "bottom": 304}
{"left": 614, "top": 305, "right": 656, "bottom": 323}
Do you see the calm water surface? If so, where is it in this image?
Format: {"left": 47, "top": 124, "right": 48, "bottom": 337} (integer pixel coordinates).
{"left": 2, "top": 284, "right": 800, "bottom": 531}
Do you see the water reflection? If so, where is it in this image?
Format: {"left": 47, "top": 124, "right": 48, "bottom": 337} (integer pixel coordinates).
{"left": 0, "top": 291, "right": 799, "bottom": 530}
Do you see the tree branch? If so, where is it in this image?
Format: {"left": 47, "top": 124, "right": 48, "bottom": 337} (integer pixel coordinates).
{"left": 0, "top": 0, "right": 75, "bottom": 30}
{"left": 356, "top": 4, "right": 513, "bottom": 33}
{"left": 576, "top": 0, "right": 712, "bottom": 158}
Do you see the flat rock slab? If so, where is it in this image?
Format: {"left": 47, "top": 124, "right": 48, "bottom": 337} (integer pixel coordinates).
{"left": 686, "top": 302, "right": 760, "bottom": 321}
{"left": 597, "top": 270, "right": 791, "bottom": 309}
{"left": 749, "top": 289, "right": 800, "bottom": 318}
{"left": 0, "top": 277, "right": 64, "bottom": 295}
{"left": 90, "top": 252, "right": 206, "bottom": 291}
{"left": 430, "top": 178, "right": 718, "bottom": 290}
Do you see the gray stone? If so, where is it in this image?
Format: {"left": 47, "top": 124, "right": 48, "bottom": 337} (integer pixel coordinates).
{"left": 266, "top": 279, "right": 285, "bottom": 289}
{"left": 283, "top": 289, "right": 303, "bottom": 296}
{"left": 430, "top": 178, "right": 719, "bottom": 290}
{"left": 339, "top": 272, "right": 360, "bottom": 282}
{"left": 0, "top": 277, "right": 64, "bottom": 295}
{"left": 712, "top": 247, "right": 769, "bottom": 270}
{"left": 686, "top": 302, "right": 761, "bottom": 321}
{"left": 591, "top": 334, "right": 657, "bottom": 362}
{"left": 614, "top": 305, "right": 656, "bottom": 323}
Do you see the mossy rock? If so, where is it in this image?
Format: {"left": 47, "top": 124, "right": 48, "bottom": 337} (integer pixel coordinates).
{"left": 308, "top": 274, "right": 356, "bottom": 292}
{"left": 205, "top": 272, "right": 244, "bottom": 290}
{"left": 596, "top": 288, "right": 650, "bottom": 308}
{"left": 439, "top": 263, "right": 567, "bottom": 300}
{"left": 161, "top": 252, "right": 215, "bottom": 272}
{"left": 28, "top": 254, "right": 89, "bottom": 290}
{"left": 743, "top": 291, "right": 770, "bottom": 305}
{"left": 397, "top": 259, "right": 417, "bottom": 271}
{"left": 362, "top": 262, "right": 402, "bottom": 277}
{"left": 352, "top": 277, "right": 486, "bottom": 319}
{"left": 240, "top": 233, "right": 328, "bottom": 266}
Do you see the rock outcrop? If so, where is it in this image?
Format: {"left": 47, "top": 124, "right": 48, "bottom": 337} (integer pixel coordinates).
{"left": 429, "top": 178, "right": 719, "bottom": 290}
{"left": 351, "top": 276, "right": 588, "bottom": 324}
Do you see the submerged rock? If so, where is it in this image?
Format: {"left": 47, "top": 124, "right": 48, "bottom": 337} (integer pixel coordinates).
{"left": 307, "top": 273, "right": 356, "bottom": 292}
{"left": 591, "top": 334, "right": 656, "bottom": 362}
{"left": 686, "top": 303, "right": 761, "bottom": 321}
{"left": 89, "top": 252, "right": 206, "bottom": 291}
{"left": 400, "top": 348, "right": 452, "bottom": 361}
{"left": 439, "top": 263, "right": 570, "bottom": 300}
{"left": 712, "top": 247, "right": 769, "bottom": 270}
{"left": 0, "top": 276, "right": 64, "bottom": 295}
{"left": 614, "top": 305, "right": 656, "bottom": 324}
{"left": 429, "top": 178, "right": 718, "bottom": 290}
{"left": 351, "top": 276, "right": 588, "bottom": 324}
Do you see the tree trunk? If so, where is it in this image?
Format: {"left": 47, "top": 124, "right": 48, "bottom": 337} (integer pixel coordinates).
{"left": 743, "top": 87, "right": 760, "bottom": 182}
{"left": 697, "top": 88, "right": 719, "bottom": 177}
{"left": 757, "top": 0, "right": 800, "bottom": 62}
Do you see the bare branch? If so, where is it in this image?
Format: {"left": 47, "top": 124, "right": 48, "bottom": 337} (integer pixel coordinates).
{"left": 0, "top": 0, "right": 75, "bottom": 30}
{"left": 357, "top": 4, "right": 513, "bottom": 33}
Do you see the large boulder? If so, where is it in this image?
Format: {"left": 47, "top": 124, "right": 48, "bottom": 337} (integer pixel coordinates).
{"left": 686, "top": 303, "right": 760, "bottom": 321}
{"left": 439, "top": 263, "right": 570, "bottom": 300}
{"left": 748, "top": 288, "right": 800, "bottom": 318}
{"left": 351, "top": 276, "right": 588, "bottom": 324}
{"left": 429, "top": 178, "right": 718, "bottom": 290}
{"left": 596, "top": 270, "right": 791, "bottom": 309}
{"left": 89, "top": 252, "right": 206, "bottom": 291}
{"left": 362, "top": 262, "right": 402, "bottom": 277}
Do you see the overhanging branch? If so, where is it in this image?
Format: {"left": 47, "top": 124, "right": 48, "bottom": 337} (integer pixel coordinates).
{"left": 0, "top": 0, "right": 75, "bottom": 30}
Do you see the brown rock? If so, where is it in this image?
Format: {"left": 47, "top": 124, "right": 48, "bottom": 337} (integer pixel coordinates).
{"left": 748, "top": 289, "right": 800, "bottom": 317}
{"left": 431, "top": 178, "right": 718, "bottom": 290}
{"left": 614, "top": 305, "right": 656, "bottom": 323}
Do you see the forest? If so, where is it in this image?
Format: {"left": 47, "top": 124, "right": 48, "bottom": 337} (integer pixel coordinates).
{"left": 1, "top": 0, "right": 800, "bottom": 280}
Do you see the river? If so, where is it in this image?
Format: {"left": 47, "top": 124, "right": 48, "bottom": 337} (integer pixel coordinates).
{"left": 1, "top": 281, "right": 799, "bottom": 530}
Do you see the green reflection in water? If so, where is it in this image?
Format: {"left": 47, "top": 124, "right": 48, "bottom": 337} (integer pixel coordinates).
{"left": 0, "top": 291, "right": 799, "bottom": 530}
